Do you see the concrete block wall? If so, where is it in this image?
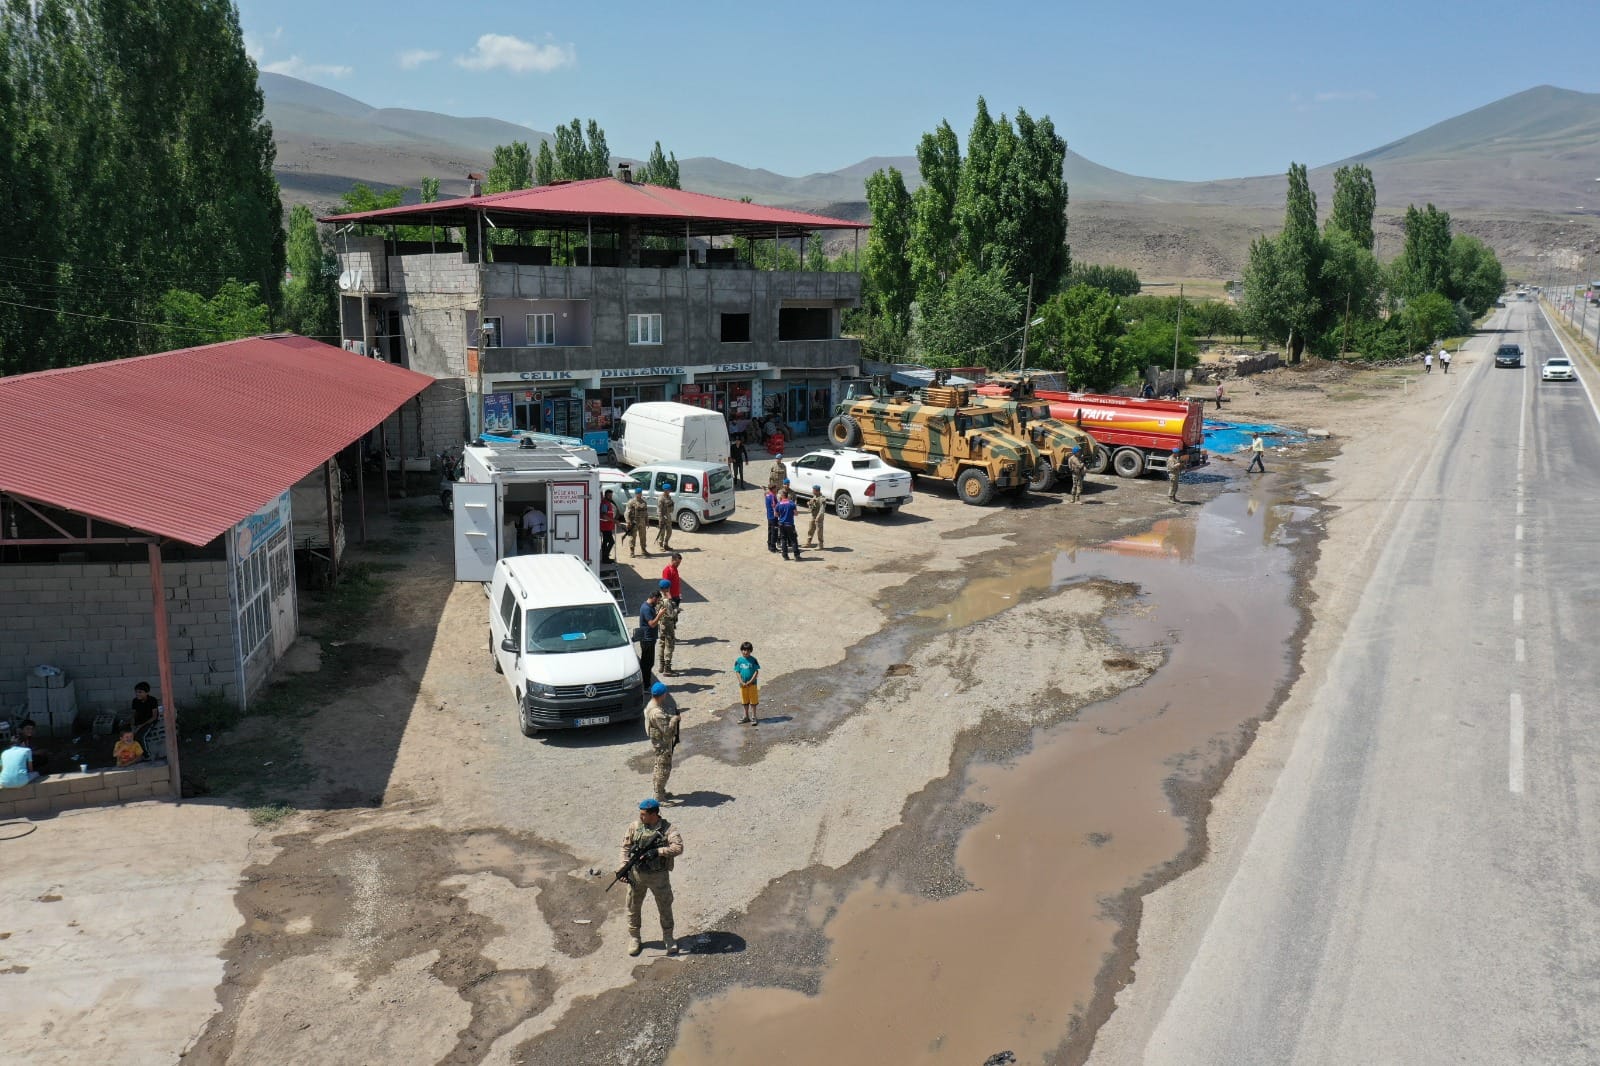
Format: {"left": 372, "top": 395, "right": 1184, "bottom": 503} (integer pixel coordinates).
{"left": 0, "top": 559, "right": 238, "bottom": 718}
{"left": 0, "top": 762, "right": 173, "bottom": 820}
{"left": 339, "top": 235, "right": 388, "bottom": 294}
{"left": 382, "top": 379, "right": 467, "bottom": 461}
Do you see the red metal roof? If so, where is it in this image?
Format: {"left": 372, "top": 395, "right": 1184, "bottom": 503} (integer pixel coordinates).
{"left": 0, "top": 335, "right": 433, "bottom": 546}
{"left": 320, "top": 177, "right": 868, "bottom": 236}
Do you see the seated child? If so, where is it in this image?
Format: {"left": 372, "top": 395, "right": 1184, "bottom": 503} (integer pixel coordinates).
{"left": 113, "top": 730, "right": 145, "bottom": 767}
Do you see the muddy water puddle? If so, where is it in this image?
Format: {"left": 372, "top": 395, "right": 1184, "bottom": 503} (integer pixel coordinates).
{"left": 667, "top": 485, "right": 1307, "bottom": 1065}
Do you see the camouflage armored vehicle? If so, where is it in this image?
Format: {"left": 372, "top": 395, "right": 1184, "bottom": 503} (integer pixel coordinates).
{"left": 965, "top": 377, "right": 1100, "bottom": 491}
{"left": 826, "top": 376, "right": 1041, "bottom": 506}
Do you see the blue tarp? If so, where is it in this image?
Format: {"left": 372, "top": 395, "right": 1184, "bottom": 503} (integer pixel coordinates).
{"left": 1202, "top": 419, "right": 1307, "bottom": 454}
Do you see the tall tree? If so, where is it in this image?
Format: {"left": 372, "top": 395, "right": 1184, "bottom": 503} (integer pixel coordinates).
{"left": 535, "top": 140, "right": 556, "bottom": 185}
{"left": 916, "top": 265, "right": 1022, "bottom": 367}
{"left": 1447, "top": 234, "right": 1506, "bottom": 315}
{"left": 909, "top": 121, "right": 962, "bottom": 310}
{"left": 1397, "top": 203, "right": 1453, "bottom": 299}
{"left": 637, "top": 141, "right": 681, "bottom": 188}
{"left": 863, "top": 167, "right": 915, "bottom": 334}
{"left": 485, "top": 141, "right": 533, "bottom": 193}
{"left": 585, "top": 119, "right": 610, "bottom": 178}
{"left": 1033, "top": 283, "right": 1130, "bottom": 388}
{"left": 955, "top": 98, "right": 1018, "bottom": 274}
{"left": 553, "top": 120, "right": 588, "bottom": 180}
{"left": 1326, "top": 164, "right": 1376, "bottom": 251}
{"left": 993, "top": 107, "right": 1069, "bottom": 296}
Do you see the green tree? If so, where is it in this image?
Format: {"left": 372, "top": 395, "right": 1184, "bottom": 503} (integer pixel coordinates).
{"left": 1317, "top": 228, "right": 1382, "bottom": 353}
{"left": 805, "top": 232, "right": 829, "bottom": 272}
{"left": 992, "top": 106, "right": 1069, "bottom": 295}
{"left": 915, "top": 265, "right": 1022, "bottom": 367}
{"left": 1241, "top": 163, "right": 1322, "bottom": 362}
{"left": 1399, "top": 291, "right": 1458, "bottom": 351}
{"left": 637, "top": 141, "right": 681, "bottom": 188}
{"left": 535, "top": 140, "right": 556, "bottom": 185}
{"left": 1447, "top": 234, "right": 1506, "bottom": 315}
{"left": 420, "top": 176, "right": 440, "bottom": 203}
{"left": 1326, "top": 164, "right": 1376, "bottom": 250}
{"left": 340, "top": 183, "right": 404, "bottom": 214}
{"left": 909, "top": 120, "right": 962, "bottom": 310}
{"left": 553, "top": 119, "right": 588, "bottom": 179}
{"left": 586, "top": 119, "right": 610, "bottom": 178}
{"left": 1396, "top": 203, "right": 1452, "bottom": 299}
{"left": 157, "top": 280, "right": 271, "bottom": 349}
{"left": 954, "top": 98, "right": 1018, "bottom": 274}
{"left": 1188, "top": 299, "right": 1243, "bottom": 342}
{"left": 485, "top": 141, "right": 533, "bottom": 193}
{"left": 282, "top": 204, "right": 336, "bottom": 339}
{"left": 1033, "top": 283, "right": 1131, "bottom": 388}
{"left": 863, "top": 166, "right": 915, "bottom": 333}
{"left": 1069, "top": 263, "right": 1142, "bottom": 296}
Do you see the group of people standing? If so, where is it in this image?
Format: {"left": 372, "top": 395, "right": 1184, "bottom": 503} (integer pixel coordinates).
{"left": 761, "top": 456, "right": 824, "bottom": 561}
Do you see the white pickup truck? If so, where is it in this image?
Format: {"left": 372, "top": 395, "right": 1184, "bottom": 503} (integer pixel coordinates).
{"left": 782, "top": 449, "right": 913, "bottom": 520}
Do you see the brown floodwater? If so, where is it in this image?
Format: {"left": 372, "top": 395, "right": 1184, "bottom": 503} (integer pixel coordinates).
{"left": 666, "top": 485, "right": 1306, "bottom": 1065}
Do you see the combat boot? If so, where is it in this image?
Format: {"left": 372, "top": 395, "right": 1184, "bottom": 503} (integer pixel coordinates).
{"left": 627, "top": 936, "right": 642, "bottom": 957}
{"left": 664, "top": 935, "right": 678, "bottom": 956}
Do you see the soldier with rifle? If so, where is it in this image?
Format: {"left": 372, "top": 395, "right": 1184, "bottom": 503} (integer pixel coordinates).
{"left": 610, "top": 797, "right": 685, "bottom": 956}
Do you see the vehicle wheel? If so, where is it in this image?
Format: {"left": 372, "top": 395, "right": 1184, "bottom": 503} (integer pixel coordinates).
{"left": 1028, "top": 463, "right": 1058, "bottom": 492}
{"left": 519, "top": 701, "right": 538, "bottom": 738}
{"left": 1112, "top": 447, "right": 1146, "bottom": 479}
{"left": 834, "top": 491, "right": 858, "bottom": 521}
{"left": 491, "top": 632, "right": 502, "bottom": 674}
{"left": 676, "top": 509, "right": 701, "bottom": 533}
{"left": 828, "top": 414, "right": 862, "bottom": 447}
{"left": 1086, "top": 448, "right": 1110, "bottom": 476}
{"left": 955, "top": 467, "right": 996, "bottom": 506}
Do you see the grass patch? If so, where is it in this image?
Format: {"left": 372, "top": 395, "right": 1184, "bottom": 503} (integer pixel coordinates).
{"left": 359, "top": 537, "right": 415, "bottom": 556}
{"left": 249, "top": 801, "right": 296, "bottom": 827}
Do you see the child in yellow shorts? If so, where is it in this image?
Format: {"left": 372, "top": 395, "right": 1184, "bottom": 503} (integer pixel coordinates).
{"left": 734, "top": 642, "right": 761, "bottom": 726}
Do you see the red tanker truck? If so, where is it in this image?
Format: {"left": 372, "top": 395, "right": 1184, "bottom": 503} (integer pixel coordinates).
{"left": 975, "top": 375, "right": 1207, "bottom": 478}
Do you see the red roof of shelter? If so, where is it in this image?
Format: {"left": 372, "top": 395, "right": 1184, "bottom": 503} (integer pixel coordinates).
{"left": 0, "top": 335, "right": 433, "bottom": 547}
{"left": 320, "top": 177, "right": 868, "bottom": 238}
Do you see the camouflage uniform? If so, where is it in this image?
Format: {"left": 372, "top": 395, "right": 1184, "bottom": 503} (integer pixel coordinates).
{"left": 1067, "top": 453, "right": 1087, "bottom": 503}
{"left": 625, "top": 494, "right": 650, "bottom": 557}
{"left": 644, "top": 697, "right": 679, "bottom": 800}
{"left": 656, "top": 597, "right": 680, "bottom": 674}
{"left": 767, "top": 462, "right": 785, "bottom": 493}
{"left": 656, "top": 492, "right": 674, "bottom": 551}
{"left": 1168, "top": 455, "right": 1183, "bottom": 501}
{"left": 620, "top": 815, "right": 684, "bottom": 953}
{"left": 804, "top": 490, "right": 825, "bottom": 548}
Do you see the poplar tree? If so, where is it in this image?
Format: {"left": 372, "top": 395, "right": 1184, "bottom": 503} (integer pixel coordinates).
{"left": 909, "top": 121, "right": 961, "bottom": 310}
{"left": 1326, "top": 164, "right": 1376, "bottom": 251}
{"left": 863, "top": 167, "right": 915, "bottom": 333}
{"left": 485, "top": 141, "right": 534, "bottom": 192}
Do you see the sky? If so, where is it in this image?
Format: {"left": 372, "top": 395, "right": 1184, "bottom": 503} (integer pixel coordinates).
{"left": 238, "top": 0, "right": 1600, "bottom": 182}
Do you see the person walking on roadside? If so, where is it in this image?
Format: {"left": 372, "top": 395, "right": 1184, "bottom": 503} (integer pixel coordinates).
{"left": 626, "top": 489, "right": 650, "bottom": 558}
{"left": 655, "top": 579, "right": 680, "bottom": 676}
{"left": 1423, "top": 351, "right": 1433, "bottom": 374}
{"left": 643, "top": 681, "right": 681, "bottom": 802}
{"left": 655, "top": 488, "right": 675, "bottom": 552}
{"left": 775, "top": 487, "right": 801, "bottom": 560}
{"left": 618, "top": 797, "right": 684, "bottom": 957}
{"left": 763, "top": 483, "right": 780, "bottom": 553}
{"left": 1247, "top": 432, "right": 1267, "bottom": 474}
{"left": 599, "top": 489, "right": 618, "bottom": 565}
{"left": 734, "top": 642, "right": 761, "bottom": 725}
{"left": 1168, "top": 448, "right": 1184, "bottom": 502}
{"left": 1439, "top": 346, "right": 1452, "bottom": 374}
{"left": 1215, "top": 381, "right": 1226, "bottom": 409}
{"left": 803, "top": 485, "right": 826, "bottom": 549}
{"left": 730, "top": 439, "right": 747, "bottom": 487}
{"left": 637, "top": 590, "right": 662, "bottom": 678}
{"left": 1067, "top": 448, "right": 1087, "bottom": 504}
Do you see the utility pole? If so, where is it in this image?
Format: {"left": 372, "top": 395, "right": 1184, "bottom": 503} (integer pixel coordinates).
{"left": 1171, "top": 283, "right": 1184, "bottom": 388}
{"left": 1019, "top": 273, "right": 1035, "bottom": 371}
{"left": 1342, "top": 292, "right": 1352, "bottom": 358}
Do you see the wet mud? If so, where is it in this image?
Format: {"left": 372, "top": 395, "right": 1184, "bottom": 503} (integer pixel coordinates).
{"left": 659, "top": 483, "right": 1314, "bottom": 1064}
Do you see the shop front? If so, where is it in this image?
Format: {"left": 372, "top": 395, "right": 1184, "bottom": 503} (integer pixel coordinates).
{"left": 775, "top": 377, "right": 838, "bottom": 437}
{"left": 677, "top": 378, "right": 754, "bottom": 437}
{"left": 581, "top": 382, "right": 669, "bottom": 454}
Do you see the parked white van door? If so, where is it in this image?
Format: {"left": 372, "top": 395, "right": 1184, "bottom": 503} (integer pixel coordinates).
{"left": 453, "top": 480, "right": 499, "bottom": 582}
{"left": 546, "top": 478, "right": 592, "bottom": 565}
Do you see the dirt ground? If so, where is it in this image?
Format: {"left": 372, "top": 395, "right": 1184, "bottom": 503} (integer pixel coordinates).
{"left": 0, "top": 349, "right": 1465, "bottom": 1066}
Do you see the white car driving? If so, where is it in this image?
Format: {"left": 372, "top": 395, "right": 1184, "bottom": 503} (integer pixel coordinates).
{"left": 782, "top": 449, "right": 913, "bottom": 520}
{"left": 1542, "top": 357, "right": 1577, "bottom": 382}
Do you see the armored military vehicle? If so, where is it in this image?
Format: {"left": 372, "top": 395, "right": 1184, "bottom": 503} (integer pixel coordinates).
{"left": 826, "top": 375, "right": 1041, "bottom": 506}
{"left": 963, "top": 377, "right": 1100, "bottom": 491}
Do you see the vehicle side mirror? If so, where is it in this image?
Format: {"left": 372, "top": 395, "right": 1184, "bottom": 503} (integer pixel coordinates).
{"left": 500, "top": 637, "right": 518, "bottom": 654}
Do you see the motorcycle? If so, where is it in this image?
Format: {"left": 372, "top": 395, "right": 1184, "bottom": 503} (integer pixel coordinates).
{"left": 436, "top": 449, "right": 463, "bottom": 513}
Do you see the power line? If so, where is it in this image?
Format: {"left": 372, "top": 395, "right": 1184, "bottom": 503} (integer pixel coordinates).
{"left": 0, "top": 298, "right": 338, "bottom": 341}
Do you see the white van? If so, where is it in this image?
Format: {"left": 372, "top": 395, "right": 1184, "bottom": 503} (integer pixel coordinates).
{"left": 489, "top": 554, "right": 644, "bottom": 736}
{"left": 613, "top": 402, "right": 731, "bottom": 468}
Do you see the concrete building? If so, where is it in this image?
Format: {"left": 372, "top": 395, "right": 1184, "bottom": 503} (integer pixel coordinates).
{"left": 322, "top": 170, "right": 868, "bottom": 457}
{"left": 0, "top": 335, "right": 431, "bottom": 813}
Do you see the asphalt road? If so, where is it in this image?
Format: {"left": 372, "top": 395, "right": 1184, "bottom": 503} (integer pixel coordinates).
{"left": 1133, "top": 301, "right": 1600, "bottom": 1064}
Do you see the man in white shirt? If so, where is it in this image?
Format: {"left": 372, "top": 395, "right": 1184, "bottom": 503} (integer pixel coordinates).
{"left": 521, "top": 507, "right": 547, "bottom": 553}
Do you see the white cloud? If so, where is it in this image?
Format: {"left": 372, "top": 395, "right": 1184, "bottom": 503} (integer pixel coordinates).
{"left": 398, "top": 48, "right": 441, "bottom": 70}
{"left": 262, "top": 56, "right": 353, "bottom": 79}
{"left": 243, "top": 26, "right": 282, "bottom": 62}
{"left": 1312, "top": 90, "right": 1377, "bottom": 104}
{"left": 456, "top": 33, "right": 576, "bottom": 74}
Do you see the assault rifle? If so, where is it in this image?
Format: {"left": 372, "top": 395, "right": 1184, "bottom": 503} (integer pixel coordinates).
{"left": 607, "top": 829, "right": 665, "bottom": 891}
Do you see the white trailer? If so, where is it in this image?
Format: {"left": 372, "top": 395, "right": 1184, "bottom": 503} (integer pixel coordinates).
{"left": 452, "top": 439, "right": 603, "bottom": 584}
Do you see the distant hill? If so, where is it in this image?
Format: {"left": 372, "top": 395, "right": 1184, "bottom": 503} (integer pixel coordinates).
{"left": 260, "top": 74, "right": 1600, "bottom": 277}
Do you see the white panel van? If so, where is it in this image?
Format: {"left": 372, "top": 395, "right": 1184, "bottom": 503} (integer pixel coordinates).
{"left": 489, "top": 554, "right": 644, "bottom": 735}
{"left": 613, "top": 402, "right": 731, "bottom": 468}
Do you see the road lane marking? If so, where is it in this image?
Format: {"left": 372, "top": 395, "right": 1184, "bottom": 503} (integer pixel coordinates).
{"left": 1516, "top": 500, "right": 1524, "bottom": 516}
{"left": 1509, "top": 694, "right": 1525, "bottom": 794}
{"left": 1516, "top": 524, "right": 1524, "bottom": 541}
{"left": 1513, "top": 594, "right": 1524, "bottom": 624}
{"left": 1516, "top": 638, "right": 1526, "bottom": 664}
{"left": 1517, "top": 363, "right": 1528, "bottom": 474}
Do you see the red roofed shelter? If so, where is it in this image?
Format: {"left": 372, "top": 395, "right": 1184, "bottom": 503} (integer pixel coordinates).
{"left": 0, "top": 335, "right": 432, "bottom": 810}
{"left": 319, "top": 169, "right": 868, "bottom": 451}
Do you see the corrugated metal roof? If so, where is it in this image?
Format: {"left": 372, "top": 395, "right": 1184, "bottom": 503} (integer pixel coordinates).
{"left": 320, "top": 177, "right": 868, "bottom": 236}
{"left": 0, "top": 335, "right": 434, "bottom": 546}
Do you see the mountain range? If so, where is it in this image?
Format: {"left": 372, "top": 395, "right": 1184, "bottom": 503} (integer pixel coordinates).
{"left": 262, "top": 73, "right": 1600, "bottom": 278}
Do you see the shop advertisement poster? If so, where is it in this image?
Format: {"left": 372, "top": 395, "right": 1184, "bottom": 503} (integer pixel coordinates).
{"left": 483, "top": 392, "right": 514, "bottom": 434}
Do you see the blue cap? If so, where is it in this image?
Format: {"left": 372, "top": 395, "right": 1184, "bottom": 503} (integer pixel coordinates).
{"left": 1173, "top": 446, "right": 1181, "bottom": 453}
{"left": 782, "top": 479, "right": 790, "bottom": 485}
{"left": 1072, "top": 446, "right": 1080, "bottom": 453}
{"left": 651, "top": 681, "right": 669, "bottom": 696}
{"left": 658, "top": 578, "right": 672, "bottom": 588}
{"left": 639, "top": 797, "right": 660, "bottom": 811}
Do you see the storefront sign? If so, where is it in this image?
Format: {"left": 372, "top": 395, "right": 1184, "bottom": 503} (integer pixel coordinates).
{"left": 512, "top": 361, "right": 769, "bottom": 384}
{"left": 483, "top": 392, "right": 514, "bottom": 434}
{"left": 235, "top": 492, "right": 291, "bottom": 559}
{"left": 518, "top": 370, "right": 577, "bottom": 381}
{"left": 601, "top": 365, "right": 683, "bottom": 378}
{"left": 712, "top": 362, "right": 764, "bottom": 373}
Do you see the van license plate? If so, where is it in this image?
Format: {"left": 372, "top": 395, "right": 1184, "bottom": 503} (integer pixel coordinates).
{"left": 575, "top": 715, "right": 611, "bottom": 727}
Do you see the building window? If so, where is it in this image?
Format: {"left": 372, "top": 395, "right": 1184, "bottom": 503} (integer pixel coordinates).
{"left": 720, "top": 313, "right": 750, "bottom": 343}
{"left": 628, "top": 313, "right": 663, "bottom": 345}
{"left": 481, "top": 316, "right": 502, "bottom": 348}
{"left": 527, "top": 313, "right": 556, "bottom": 346}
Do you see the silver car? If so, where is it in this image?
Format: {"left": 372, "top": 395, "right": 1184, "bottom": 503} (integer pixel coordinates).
{"left": 625, "top": 461, "right": 736, "bottom": 532}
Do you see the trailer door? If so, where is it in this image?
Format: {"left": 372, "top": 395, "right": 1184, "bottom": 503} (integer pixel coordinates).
{"left": 453, "top": 480, "right": 499, "bottom": 582}
{"left": 547, "top": 478, "right": 593, "bottom": 567}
